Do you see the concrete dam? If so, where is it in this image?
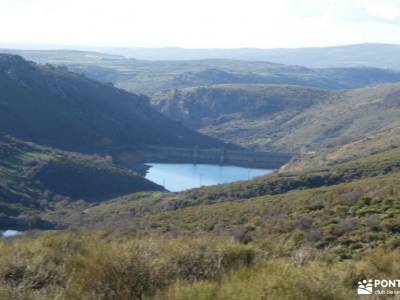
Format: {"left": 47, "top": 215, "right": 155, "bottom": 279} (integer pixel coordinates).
{"left": 116, "top": 146, "right": 293, "bottom": 169}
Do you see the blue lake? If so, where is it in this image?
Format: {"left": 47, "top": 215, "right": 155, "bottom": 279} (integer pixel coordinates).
{"left": 1, "top": 230, "right": 22, "bottom": 238}
{"left": 145, "top": 163, "right": 272, "bottom": 192}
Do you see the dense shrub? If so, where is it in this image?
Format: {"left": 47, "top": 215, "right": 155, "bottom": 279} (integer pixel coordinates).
{"left": 154, "top": 248, "right": 400, "bottom": 300}
{"left": 0, "top": 232, "right": 254, "bottom": 299}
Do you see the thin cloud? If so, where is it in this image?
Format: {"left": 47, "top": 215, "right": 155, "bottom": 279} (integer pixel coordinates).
{"left": 1, "top": 0, "right": 400, "bottom": 48}
{"left": 362, "top": 0, "right": 400, "bottom": 22}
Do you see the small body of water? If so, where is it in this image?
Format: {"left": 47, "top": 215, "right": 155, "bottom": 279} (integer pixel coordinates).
{"left": 145, "top": 163, "right": 272, "bottom": 192}
{"left": 1, "top": 230, "right": 22, "bottom": 238}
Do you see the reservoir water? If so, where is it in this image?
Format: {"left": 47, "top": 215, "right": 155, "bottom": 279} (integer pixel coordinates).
{"left": 145, "top": 163, "right": 272, "bottom": 192}
{"left": 1, "top": 230, "right": 22, "bottom": 238}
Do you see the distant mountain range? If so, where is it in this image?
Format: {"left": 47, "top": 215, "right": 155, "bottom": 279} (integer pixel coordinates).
{"left": 3, "top": 47, "right": 400, "bottom": 96}
{"left": 5, "top": 43, "right": 399, "bottom": 68}
{"left": 92, "top": 43, "right": 400, "bottom": 69}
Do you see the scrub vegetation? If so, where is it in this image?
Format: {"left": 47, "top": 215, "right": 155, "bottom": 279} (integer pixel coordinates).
{"left": 1, "top": 52, "right": 400, "bottom": 299}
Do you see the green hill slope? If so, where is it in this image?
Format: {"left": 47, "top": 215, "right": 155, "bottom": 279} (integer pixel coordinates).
{"left": 0, "top": 54, "right": 224, "bottom": 154}
{"left": 151, "top": 84, "right": 331, "bottom": 150}
{"left": 152, "top": 84, "right": 329, "bottom": 129}
{"left": 152, "top": 83, "right": 400, "bottom": 152}
{"left": 33, "top": 143, "right": 400, "bottom": 264}
{"left": 283, "top": 124, "right": 400, "bottom": 173}
{"left": 40, "top": 144, "right": 400, "bottom": 230}
{"left": 4, "top": 135, "right": 400, "bottom": 298}
{"left": 91, "top": 172, "right": 400, "bottom": 256}
{"left": 0, "top": 135, "right": 163, "bottom": 230}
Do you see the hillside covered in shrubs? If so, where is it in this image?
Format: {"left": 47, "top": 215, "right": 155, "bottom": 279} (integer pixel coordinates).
{"left": 0, "top": 54, "right": 223, "bottom": 153}
{"left": 0, "top": 134, "right": 163, "bottom": 231}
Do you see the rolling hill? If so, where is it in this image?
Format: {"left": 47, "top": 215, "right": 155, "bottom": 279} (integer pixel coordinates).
{"left": 0, "top": 134, "right": 163, "bottom": 231}
{"left": 4, "top": 49, "right": 400, "bottom": 95}
{"left": 151, "top": 84, "right": 329, "bottom": 130}
{"left": 152, "top": 83, "right": 400, "bottom": 152}
{"left": 0, "top": 54, "right": 224, "bottom": 153}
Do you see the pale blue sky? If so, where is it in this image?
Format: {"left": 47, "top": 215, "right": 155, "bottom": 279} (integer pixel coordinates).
{"left": 1, "top": 0, "right": 400, "bottom": 48}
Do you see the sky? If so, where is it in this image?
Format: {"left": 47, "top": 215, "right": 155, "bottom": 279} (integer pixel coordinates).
{"left": 1, "top": 0, "right": 400, "bottom": 49}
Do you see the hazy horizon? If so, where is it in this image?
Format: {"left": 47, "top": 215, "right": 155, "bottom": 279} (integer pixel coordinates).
{"left": 2, "top": 42, "right": 400, "bottom": 52}
{"left": 2, "top": 0, "right": 400, "bottom": 49}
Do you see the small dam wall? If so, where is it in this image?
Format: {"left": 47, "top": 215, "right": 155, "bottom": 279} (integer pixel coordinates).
{"left": 116, "top": 146, "right": 293, "bottom": 169}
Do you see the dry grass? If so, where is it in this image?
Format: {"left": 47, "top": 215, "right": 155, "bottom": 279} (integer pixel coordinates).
{"left": 0, "top": 232, "right": 253, "bottom": 300}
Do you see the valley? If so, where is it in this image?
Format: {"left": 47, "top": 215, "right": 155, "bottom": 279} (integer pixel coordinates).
{"left": 1, "top": 46, "right": 400, "bottom": 299}
{"left": 4, "top": 0, "right": 400, "bottom": 297}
